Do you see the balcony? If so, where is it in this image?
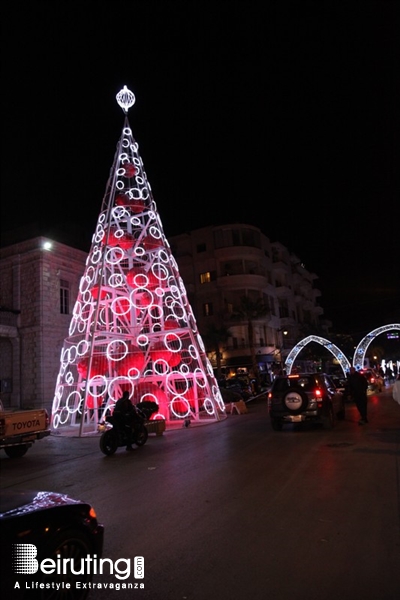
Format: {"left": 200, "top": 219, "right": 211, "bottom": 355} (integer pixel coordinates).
{"left": 218, "top": 273, "right": 267, "bottom": 288}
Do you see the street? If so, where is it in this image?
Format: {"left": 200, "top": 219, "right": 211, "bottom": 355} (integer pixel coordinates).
{"left": 1, "top": 389, "right": 400, "bottom": 600}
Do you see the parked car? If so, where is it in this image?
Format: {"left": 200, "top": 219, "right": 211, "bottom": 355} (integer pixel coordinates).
{"left": 360, "top": 369, "right": 384, "bottom": 393}
{"left": 0, "top": 490, "right": 104, "bottom": 599}
{"left": 267, "top": 372, "right": 346, "bottom": 431}
{"left": 225, "top": 377, "right": 253, "bottom": 400}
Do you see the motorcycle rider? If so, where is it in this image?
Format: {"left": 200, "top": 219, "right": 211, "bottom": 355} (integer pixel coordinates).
{"left": 113, "top": 391, "right": 141, "bottom": 451}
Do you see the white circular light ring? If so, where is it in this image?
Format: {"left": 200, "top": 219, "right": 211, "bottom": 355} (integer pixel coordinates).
{"left": 77, "top": 321, "right": 86, "bottom": 334}
{"left": 136, "top": 334, "right": 149, "bottom": 347}
{"left": 194, "top": 368, "right": 207, "bottom": 388}
{"left": 108, "top": 273, "right": 124, "bottom": 288}
{"left": 180, "top": 364, "right": 190, "bottom": 375}
{"left": 170, "top": 397, "right": 191, "bottom": 418}
{"left": 166, "top": 371, "right": 189, "bottom": 395}
{"left": 91, "top": 248, "right": 103, "bottom": 264}
{"left": 152, "top": 263, "right": 169, "bottom": 281}
{"left": 107, "top": 376, "right": 134, "bottom": 401}
{"left": 197, "top": 334, "right": 206, "bottom": 353}
{"left": 134, "top": 246, "right": 146, "bottom": 257}
{"left": 188, "top": 345, "right": 199, "bottom": 360}
{"left": 105, "top": 247, "right": 125, "bottom": 265}
{"left": 130, "top": 289, "right": 154, "bottom": 309}
{"left": 169, "top": 285, "right": 181, "bottom": 300}
{"left": 87, "top": 373, "right": 108, "bottom": 392}
{"left": 112, "top": 206, "right": 130, "bottom": 220}
{"left": 77, "top": 340, "right": 90, "bottom": 357}
{"left": 80, "top": 302, "right": 94, "bottom": 322}
{"left": 130, "top": 216, "right": 142, "bottom": 227}
{"left": 68, "top": 320, "right": 78, "bottom": 336}
{"left": 106, "top": 340, "right": 128, "bottom": 361}
{"left": 111, "top": 296, "right": 131, "bottom": 316}
{"left": 169, "top": 300, "right": 186, "bottom": 320}
{"left": 153, "top": 361, "right": 170, "bottom": 376}
{"left": 164, "top": 332, "right": 183, "bottom": 352}
{"left": 62, "top": 346, "right": 75, "bottom": 365}
{"left": 126, "top": 367, "right": 141, "bottom": 380}
{"left": 85, "top": 266, "right": 96, "bottom": 281}
{"left": 65, "top": 391, "right": 83, "bottom": 414}
{"left": 79, "top": 276, "right": 92, "bottom": 294}
{"left": 206, "top": 360, "right": 215, "bottom": 378}
{"left": 65, "top": 371, "right": 74, "bottom": 385}
{"left": 148, "top": 305, "right": 164, "bottom": 320}
{"left": 202, "top": 398, "right": 215, "bottom": 416}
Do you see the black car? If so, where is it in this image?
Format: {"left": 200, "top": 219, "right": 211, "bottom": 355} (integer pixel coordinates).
{"left": 0, "top": 490, "right": 104, "bottom": 599}
{"left": 267, "top": 372, "right": 346, "bottom": 431}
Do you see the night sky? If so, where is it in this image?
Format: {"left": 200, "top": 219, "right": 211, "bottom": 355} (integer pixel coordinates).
{"left": 1, "top": 1, "right": 399, "bottom": 337}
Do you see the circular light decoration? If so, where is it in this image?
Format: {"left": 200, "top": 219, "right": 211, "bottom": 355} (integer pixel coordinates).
{"left": 116, "top": 85, "right": 136, "bottom": 113}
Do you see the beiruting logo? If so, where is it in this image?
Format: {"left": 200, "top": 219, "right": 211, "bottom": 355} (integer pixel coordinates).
{"left": 12, "top": 544, "right": 144, "bottom": 592}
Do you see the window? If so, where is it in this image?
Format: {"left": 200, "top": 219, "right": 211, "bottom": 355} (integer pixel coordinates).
{"left": 60, "top": 280, "right": 70, "bottom": 315}
{"left": 199, "top": 271, "right": 216, "bottom": 284}
{"left": 203, "top": 303, "right": 213, "bottom": 316}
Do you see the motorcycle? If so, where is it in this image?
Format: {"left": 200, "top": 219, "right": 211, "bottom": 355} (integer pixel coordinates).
{"left": 99, "top": 401, "right": 159, "bottom": 456}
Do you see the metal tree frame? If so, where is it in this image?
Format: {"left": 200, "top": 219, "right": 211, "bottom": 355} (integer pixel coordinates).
{"left": 51, "top": 87, "right": 226, "bottom": 435}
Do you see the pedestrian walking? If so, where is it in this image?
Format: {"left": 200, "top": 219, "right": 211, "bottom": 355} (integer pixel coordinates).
{"left": 347, "top": 367, "right": 369, "bottom": 425}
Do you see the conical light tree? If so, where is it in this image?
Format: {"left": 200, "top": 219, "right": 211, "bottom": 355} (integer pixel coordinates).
{"left": 51, "top": 86, "right": 226, "bottom": 435}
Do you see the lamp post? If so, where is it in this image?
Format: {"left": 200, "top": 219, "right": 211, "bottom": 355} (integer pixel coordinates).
{"left": 277, "top": 328, "right": 288, "bottom": 373}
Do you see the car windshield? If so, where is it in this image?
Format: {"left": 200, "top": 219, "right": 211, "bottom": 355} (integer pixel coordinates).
{"left": 273, "top": 375, "right": 316, "bottom": 392}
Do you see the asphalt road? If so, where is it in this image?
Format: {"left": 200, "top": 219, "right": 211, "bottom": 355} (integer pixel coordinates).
{"left": 1, "top": 389, "right": 400, "bottom": 600}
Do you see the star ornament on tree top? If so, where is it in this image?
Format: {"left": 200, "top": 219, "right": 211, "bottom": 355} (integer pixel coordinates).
{"left": 116, "top": 85, "right": 136, "bottom": 113}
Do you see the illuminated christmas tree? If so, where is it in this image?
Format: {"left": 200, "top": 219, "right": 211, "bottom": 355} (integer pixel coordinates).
{"left": 51, "top": 86, "right": 226, "bottom": 435}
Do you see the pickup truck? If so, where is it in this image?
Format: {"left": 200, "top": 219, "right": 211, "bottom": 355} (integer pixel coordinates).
{"left": 0, "top": 401, "right": 51, "bottom": 458}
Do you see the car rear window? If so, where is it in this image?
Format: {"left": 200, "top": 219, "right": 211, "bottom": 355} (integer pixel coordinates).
{"left": 272, "top": 376, "right": 315, "bottom": 392}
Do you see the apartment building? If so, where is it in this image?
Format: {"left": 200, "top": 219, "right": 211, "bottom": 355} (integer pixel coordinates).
{"left": 169, "top": 224, "right": 325, "bottom": 380}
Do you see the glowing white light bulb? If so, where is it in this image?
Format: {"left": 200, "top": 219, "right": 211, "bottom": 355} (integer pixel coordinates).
{"left": 116, "top": 86, "right": 136, "bottom": 113}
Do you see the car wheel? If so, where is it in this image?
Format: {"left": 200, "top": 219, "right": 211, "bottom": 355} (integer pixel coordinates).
{"left": 38, "top": 529, "right": 95, "bottom": 599}
{"left": 4, "top": 444, "right": 29, "bottom": 458}
{"left": 282, "top": 387, "right": 308, "bottom": 415}
{"left": 134, "top": 424, "right": 149, "bottom": 446}
{"left": 99, "top": 430, "right": 118, "bottom": 455}
{"left": 271, "top": 418, "right": 283, "bottom": 431}
{"left": 322, "top": 405, "right": 334, "bottom": 430}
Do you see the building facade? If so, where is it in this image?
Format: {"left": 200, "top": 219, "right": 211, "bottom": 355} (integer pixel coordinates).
{"left": 0, "top": 237, "right": 87, "bottom": 412}
{"left": 0, "top": 225, "right": 326, "bottom": 412}
{"left": 169, "top": 224, "right": 325, "bottom": 381}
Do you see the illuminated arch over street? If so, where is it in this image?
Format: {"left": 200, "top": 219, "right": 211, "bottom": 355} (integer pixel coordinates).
{"left": 285, "top": 335, "right": 351, "bottom": 376}
{"left": 353, "top": 324, "right": 400, "bottom": 371}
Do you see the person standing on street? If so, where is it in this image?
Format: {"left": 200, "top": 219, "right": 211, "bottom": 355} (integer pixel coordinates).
{"left": 347, "top": 366, "right": 369, "bottom": 425}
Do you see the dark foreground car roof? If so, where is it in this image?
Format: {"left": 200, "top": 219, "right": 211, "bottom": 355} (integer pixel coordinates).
{"left": 0, "top": 490, "right": 86, "bottom": 517}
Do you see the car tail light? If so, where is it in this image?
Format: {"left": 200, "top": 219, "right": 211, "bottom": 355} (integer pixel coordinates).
{"left": 313, "top": 389, "right": 323, "bottom": 404}
{"left": 370, "top": 377, "right": 375, "bottom": 383}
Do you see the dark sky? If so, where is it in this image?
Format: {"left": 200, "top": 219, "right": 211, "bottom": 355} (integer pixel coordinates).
{"left": 1, "top": 1, "right": 399, "bottom": 337}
